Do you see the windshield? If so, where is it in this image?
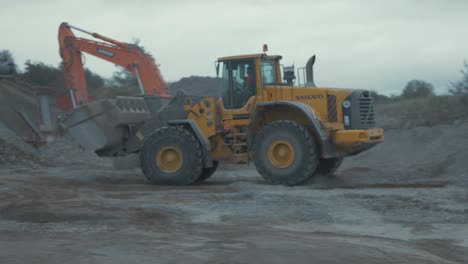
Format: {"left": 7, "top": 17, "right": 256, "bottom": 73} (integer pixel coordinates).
{"left": 221, "top": 60, "right": 256, "bottom": 109}
{"left": 261, "top": 60, "right": 276, "bottom": 85}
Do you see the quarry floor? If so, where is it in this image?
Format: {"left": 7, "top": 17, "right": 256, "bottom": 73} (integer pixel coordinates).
{"left": 1, "top": 124, "right": 468, "bottom": 263}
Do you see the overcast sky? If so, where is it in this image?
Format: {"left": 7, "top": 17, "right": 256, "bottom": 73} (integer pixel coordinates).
{"left": 1, "top": 0, "right": 467, "bottom": 95}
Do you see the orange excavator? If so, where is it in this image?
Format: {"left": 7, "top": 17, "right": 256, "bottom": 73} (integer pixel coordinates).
{"left": 58, "top": 22, "right": 171, "bottom": 110}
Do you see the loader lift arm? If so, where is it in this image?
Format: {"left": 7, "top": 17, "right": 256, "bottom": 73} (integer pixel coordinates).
{"left": 58, "top": 22, "right": 171, "bottom": 108}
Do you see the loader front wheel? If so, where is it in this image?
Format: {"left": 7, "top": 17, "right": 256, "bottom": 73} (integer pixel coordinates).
{"left": 253, "top": 120, "right": 319, "bottom": 186}
{"left": 140, "top": 126, "right": 203, "bottom": 185}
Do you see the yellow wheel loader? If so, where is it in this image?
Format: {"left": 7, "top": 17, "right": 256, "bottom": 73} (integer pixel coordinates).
{"left": 63, "top": 52, "right": 384, "bottom": 186}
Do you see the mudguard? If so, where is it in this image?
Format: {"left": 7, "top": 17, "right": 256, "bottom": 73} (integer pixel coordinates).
{"left": 247, "top": 101, "right": 338, "bottom": 158}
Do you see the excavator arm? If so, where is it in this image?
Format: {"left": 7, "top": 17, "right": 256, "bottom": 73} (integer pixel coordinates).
{"left": 58, "top": 22, "right": 171, "bottom": 108}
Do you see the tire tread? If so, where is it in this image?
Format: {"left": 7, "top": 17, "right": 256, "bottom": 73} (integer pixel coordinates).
{"left": 253, "top": 120, "right": 319, "bottom": 186}
{"left": 140, "top": 126, "right": 203, "bottom": 185}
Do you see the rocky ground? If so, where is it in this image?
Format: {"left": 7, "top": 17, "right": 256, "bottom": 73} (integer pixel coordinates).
{"left": 1, "top": 74, "right": 467, "bottom": 263}
{"left": 0, "top": 120, "right": 467, "bottom": 263}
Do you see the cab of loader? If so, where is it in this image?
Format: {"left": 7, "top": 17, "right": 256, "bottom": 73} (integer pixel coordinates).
{"left": 217, "top": 53, "right": 282, "bottom": 110}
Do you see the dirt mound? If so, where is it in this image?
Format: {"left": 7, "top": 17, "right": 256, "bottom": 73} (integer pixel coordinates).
{"left": 0, "top": 121, "right": 43, "bottom": 167}
{"left": 0, "top": 77, "right": 111, "bottom": 168}
{"left": 375, "top": 95, "right": 468, "bottom": 129}
{"left": 169, "top": 76, "right": 221, "bottom": 97}
{"left": 38, "top": 134, "right": 113, "bottom": 168}
{"left": 0, "top": 139, "right": 42, "bottom": 167}
{"left": 340, "top": 120, "right": 468, "bottom": 187}
{"left": 0, "top": 77, "right": 41, "bottom": 139}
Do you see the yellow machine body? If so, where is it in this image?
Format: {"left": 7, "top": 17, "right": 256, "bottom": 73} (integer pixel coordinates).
{"left": 182, "top": 53, "right": 383, "bottom": 163}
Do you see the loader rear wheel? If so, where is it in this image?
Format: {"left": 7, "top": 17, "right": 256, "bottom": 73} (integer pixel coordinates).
{"left": 316, "top": 158, "right": 343, "bottom": 175}
{"left": 253, "top": 120, "right": 319, "bottom": 186}
{"left": 140, "top": 126, "right": 203, "bottom": 185}
{"left": 196, "top": 161, "right": 219, "bottom": 183}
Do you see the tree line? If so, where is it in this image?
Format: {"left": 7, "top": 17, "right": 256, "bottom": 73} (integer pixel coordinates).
{"left": 0, "top": 49, "right": 138, "bottom": 99}
{"left": 372, "top": 66, "right": 468, "bottom": 103}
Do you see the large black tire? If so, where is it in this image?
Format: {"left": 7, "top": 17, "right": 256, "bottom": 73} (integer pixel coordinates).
{"left": 316, "top": 158, "right": 343, "bottom": 175}
{"left": 139, "top": 126, "right": 203, "bottom": 185}
{"left": 196, "top": 161, "right": 219, "bottom": 183}
{"left": 253, "top": 120, "right": 319, "bottom": 186}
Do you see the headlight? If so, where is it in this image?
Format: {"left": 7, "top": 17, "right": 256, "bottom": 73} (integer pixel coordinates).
{"left": 342, "top": 100, "right": 351, "bottom": 108}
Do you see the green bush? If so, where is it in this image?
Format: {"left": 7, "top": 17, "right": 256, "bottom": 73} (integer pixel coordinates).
{"left": 449, "top": 61, "right": 468, "bottom": 95}
{"left": 401, "top": 80, "right": 435, "bottom": 99}
{"left": 21, "top": 60, "right": 63, "bottom": 87}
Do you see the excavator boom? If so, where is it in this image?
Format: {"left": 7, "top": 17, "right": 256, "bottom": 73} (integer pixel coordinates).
{"left": 58, "top": 22, "right": 171, "bottom": 109}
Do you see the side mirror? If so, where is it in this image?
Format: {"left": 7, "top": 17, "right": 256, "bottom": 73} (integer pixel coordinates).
{"left": 283, "top": 65, "right": 295, "bottom": 85}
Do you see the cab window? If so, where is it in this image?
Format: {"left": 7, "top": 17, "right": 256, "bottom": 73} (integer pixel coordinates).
{"left": 221, "top": 59, "right": 256, "bottom": 109}
{"left": 261, "top": 60, "right": 276, "bottom": 85}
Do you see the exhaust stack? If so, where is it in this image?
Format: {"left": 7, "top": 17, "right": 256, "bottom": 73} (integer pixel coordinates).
{"left": 305, "top": 55, "right": 316, "bottom": 87}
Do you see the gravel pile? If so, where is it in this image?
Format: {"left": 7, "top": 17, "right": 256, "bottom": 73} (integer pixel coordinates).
{"left": 0, "top": 139, "right": 42, "bottom": 167}
{"left": 169, "top": 76, "right": 221, "bottom": 97}
{"left": 0, "top": 120, "right": 113, "bottom": 169}
{"left": 0, "top": 121, "right": 43, "bottom": 167}
{"left": 38, "top": 134, "right": 113, "bottom": 168}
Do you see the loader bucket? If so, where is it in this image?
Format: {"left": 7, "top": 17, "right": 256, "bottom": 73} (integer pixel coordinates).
{"left": 61, "top": 96, "right": 151, "bottom": 155}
